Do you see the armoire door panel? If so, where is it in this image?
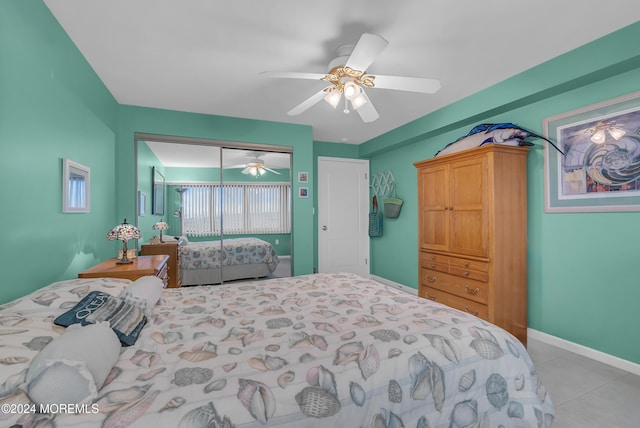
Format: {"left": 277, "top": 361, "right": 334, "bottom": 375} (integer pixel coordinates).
{"left": 450, "top": 158, "right": 486, "bottom": 210}
{"left": 421, "top": 211, "right": 448, "bottom": 250}
{"left": 421, "top": 166, "right": 448, "bottom": 210}
{"left": 450, "top": 211, "right": 487, "bottom": 256}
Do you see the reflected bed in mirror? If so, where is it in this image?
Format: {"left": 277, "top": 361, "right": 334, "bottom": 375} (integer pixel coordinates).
{"left": 62, "top": 158, "right": 90, "bottom": 213}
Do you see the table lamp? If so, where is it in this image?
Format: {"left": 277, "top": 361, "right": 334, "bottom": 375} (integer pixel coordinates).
{"left": 153, "top": 219, "right": 169, "bottom": 243}
{"left": 107, "top": 218, "right": 141, "bottom": 264}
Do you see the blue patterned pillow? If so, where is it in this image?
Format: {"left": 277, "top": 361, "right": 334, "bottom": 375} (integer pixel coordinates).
{"left": 54, "top": 291, "right": 147, "bottom": 346}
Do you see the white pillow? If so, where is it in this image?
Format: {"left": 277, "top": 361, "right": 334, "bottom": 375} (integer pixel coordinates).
{"left": 25, "top": 322, "right": 121, "bottom": 406}
{"left": 119, "top": 275, "right": 164, "bottom": 315}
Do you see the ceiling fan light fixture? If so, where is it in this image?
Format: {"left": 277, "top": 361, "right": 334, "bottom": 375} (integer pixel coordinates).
{"left": 324, "top": 89, "right": 342, "bottom": 108}
{"left": 608, "top": 126, "right": 626, "bottom": 140}
{"left": 351, "top": 93, "right": 367, "bottom": 110}
{"left": 343, "top": 81, "right": 360, "bottom": 100}
{"left": 590, "top": 129, "right": 606, "bottom": 144}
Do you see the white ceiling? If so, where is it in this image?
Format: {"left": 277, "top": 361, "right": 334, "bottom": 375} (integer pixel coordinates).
{"left": 44, "top": 1, "right": 640, "bottom": 145}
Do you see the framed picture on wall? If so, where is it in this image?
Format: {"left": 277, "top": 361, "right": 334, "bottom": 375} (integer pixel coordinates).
{"left": 299, "top": 187, "right": 308, "bottom": 198}
{"left": 543, "top": 90, "right": 640, "bottom": 212}
{"left": 62, "top": 159, "right": 90, "bottom": 213}
{"left": 298, "top": 171, "right": 309, "bottom": 183}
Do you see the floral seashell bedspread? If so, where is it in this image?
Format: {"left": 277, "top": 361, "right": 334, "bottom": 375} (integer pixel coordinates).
{"left": 0, "top": 273, "right": 554, "bottom": 427}
{"left": 180, "top": 237, "right": 279, "bottom": 271}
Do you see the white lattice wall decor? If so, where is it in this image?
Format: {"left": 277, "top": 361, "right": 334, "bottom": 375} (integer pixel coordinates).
{"left": 371, "top": 170, "right": 395, "bottom": 197}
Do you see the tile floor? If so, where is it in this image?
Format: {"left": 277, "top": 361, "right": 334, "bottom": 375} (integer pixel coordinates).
{"left": 527, "top": 338, "right": 640, "bottom": 428}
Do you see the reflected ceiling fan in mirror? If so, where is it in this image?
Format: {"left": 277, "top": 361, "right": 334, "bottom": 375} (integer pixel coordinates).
{"left": 227, "top": 152, "right": 282, "bottom": 176}
{"left": 261, "top": 33, "right": 441, "bottom": 123}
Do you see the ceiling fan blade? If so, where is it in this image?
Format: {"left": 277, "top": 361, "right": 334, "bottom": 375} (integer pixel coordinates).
{"left": 241, "top": 167, "right": 252, "bottom": 175}
{"left": 372, "top": 74, "right": 441, "bottom": 93}
{"left": 263, "top": 166, "right": 282, "bottom": 175}
{"left": 287, "top": 89, "right": 327, "bottom": 116}
{"left": 345, "top": 33, "right": 389, "bottom": 72}
{"left": 260, "top": 71, "right": 328, "bottom": 80}
{"left": 356, "top": 89, "right": 379, "bottom": 123}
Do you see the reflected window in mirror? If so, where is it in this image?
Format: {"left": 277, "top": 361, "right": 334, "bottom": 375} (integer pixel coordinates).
{"left": 62, "top": 159, "right": 90, "bottom": 213}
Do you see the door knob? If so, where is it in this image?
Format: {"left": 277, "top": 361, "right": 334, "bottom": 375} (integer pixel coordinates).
{"left": 322, "top": 225, "right": 328, "bottom": 231}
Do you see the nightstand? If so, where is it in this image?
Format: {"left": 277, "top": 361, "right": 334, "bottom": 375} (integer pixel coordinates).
{"left": 140, "top": 239, "right": 183, "bottom": 288}
{"left": 78, "top": 255, "right": 169, "bottom": 287}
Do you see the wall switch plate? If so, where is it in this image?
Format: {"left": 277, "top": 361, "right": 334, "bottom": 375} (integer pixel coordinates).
{"left": 275, "top": 239, "right": 279, "bottom": 245}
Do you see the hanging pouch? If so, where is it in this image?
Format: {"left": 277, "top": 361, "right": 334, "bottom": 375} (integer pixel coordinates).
{"left": 369, "top": 195, "right": 383, "bottom": 237}
{"left": 383, "top": 182, "right": 403, "bottom": 218}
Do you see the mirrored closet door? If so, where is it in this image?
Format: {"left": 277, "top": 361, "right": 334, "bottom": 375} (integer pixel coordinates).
{"left": 136, "top": 137, "right": 292, "bottom": 287}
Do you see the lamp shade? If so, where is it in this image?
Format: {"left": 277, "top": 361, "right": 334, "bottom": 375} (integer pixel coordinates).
{"left": 107, "top": 219, "right": 141, "bottom": 242}
{"left": 107, "top": 219, "right": 140, "bottom": 264}
{"left": 152, "top": 219, "right": 169, "bottom": 242}
{"left": 152, "top": 220, "right": 169, "bottom": 232}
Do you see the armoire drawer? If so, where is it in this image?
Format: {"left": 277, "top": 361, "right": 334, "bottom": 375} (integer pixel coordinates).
{"left": 449, "top": 266, "right": 489, "bottom": 282}
{"left": 420, "top": 269, "right": 488, "bottom": 304}
{"left": 419, "top": 253, "right": 449, "bottom": 273}
{"left": 449, "top": 256, "right": 489, "bottom": 272}
{"left": 421, "top": 287, "right": 489, "bottom": 319}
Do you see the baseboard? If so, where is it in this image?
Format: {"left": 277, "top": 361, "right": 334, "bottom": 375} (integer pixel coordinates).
{"left": 528, "top": 328, "right": 640, "bottom": 376}
{"left": 370, "top": 274, "right": 417, "bottom": 295}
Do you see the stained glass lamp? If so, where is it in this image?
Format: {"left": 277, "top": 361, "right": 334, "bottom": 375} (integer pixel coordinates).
{"left": 107, "top": 219, "right": 141, "bottom": 264}
{"left": 153, "top": 219, "right": 169, "bottom": 243}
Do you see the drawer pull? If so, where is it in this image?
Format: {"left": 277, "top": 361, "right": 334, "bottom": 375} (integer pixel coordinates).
{"left": 464, "top": 306, "right": 478, "bottom": 316}
{"left": 430, "top": 255, "right": 436, "bottom": 260}
{"left": 431, "top": 263, "right": 436, "bottom": 268}
{"left": 464, "top": 286, "right": 479, "bottom": 295}
{"left": 425, "top": 274, "right": 436, "bottom": 283}
{"left": 464, "top": 261, "right": 470, "bottom": 267}
{"left": 425, "top": 292, "right": 436, "bottom": 301}
{"left": 463, "top": 271, "right": 470, "bottom": 277}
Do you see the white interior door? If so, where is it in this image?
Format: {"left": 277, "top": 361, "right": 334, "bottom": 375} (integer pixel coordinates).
{"left": 318, "top": 157, "right": 370, "bottom": 275}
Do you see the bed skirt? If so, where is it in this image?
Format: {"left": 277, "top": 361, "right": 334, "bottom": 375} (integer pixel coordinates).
{"left": 181, "top": 262, "right": 274, "bottom": 286}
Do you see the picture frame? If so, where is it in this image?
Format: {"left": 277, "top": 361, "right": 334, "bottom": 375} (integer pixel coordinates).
{"left": 152, "top": 167, "right": 165, "bottom": 215}
{"left": 299, "top": 187, "right": 309, "bottom": 198}
{"left": 62, "top": 159, "right": 90, "bottom": 213}
{"left": 138, "top": 191, "right": 147, "bottom": 216}
{"left": 298, "top": 171, "right": 309, "bottom": 183}
{"left": 543, "top": 91, "right": 640, "bottom": 212}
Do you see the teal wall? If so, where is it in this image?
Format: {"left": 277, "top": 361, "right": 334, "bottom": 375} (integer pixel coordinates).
{"left": 0, "top": 0, "right": 118, "bottom": 304}
{"left": 361, "top": 22, "right": 640, "bottom": 364}
{"left": 116, "top": 106, "right": 313, "bottom": 276}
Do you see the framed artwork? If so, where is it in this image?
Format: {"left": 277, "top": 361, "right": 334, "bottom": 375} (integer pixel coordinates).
{"left": 543, "top": 91, "right": 640, "bottom": 212}
{"left": 62, "top": 159, "right": 90, "bottom": 213}
{"left": 138, "top": 191, "right": 147, "bottom": 216}
{"left": 299, "top": 187, "right": 309, "bottom": 198}
{"left": 298, "top": 171, "right": 309, "bottom": 183}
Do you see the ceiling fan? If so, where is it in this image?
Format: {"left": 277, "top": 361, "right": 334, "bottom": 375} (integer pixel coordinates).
{"left": 261, "top": 33, "right": 441, "bottom": 123}
{"left": 227, "top": 153, "right": 281, "bottom": 176}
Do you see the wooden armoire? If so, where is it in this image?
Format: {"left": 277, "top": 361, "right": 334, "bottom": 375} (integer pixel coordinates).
{"left": 414, "top": 145, "right": 529, "bottom": 345}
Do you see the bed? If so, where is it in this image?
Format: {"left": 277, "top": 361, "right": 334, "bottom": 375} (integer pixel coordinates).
{"left": 179, "top": 237, "right": 280, "bottom": 286}
{"left": 0, "top": 272, "right": 554, "bottom": 427}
